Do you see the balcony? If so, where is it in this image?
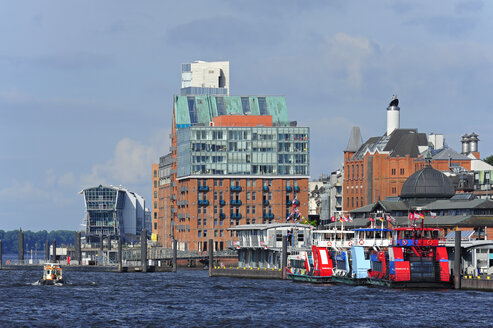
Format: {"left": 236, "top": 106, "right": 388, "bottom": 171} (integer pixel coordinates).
{"left": 198, "top": 200, "right": 209, "bottom": 206}
{"left": 219, "top": 199, "right": 226, "bottom": 206}
{"left": 231, "top": 185, "right": 242, "bottom": 192}
{"left": 231, "top": 213, "right": 242, "bottom": 219}
{"left": 294, "top": 186, "right": 300, "bottom": 192}
{"left": 286, "top": 186, "right": 292, "bottom": 192}
{"left": 231, "top": 199, "right": 242, "bottom": 206}
{"left": 263, "top": 199, "right": 269, "bottom": 206}
{"left": 198, "top": 185, "right": 209, "bottom": 192}
{"left": 219, "top": 213, "right": 226, "bottom": 219}
{"left": 179, "top": 186, "right": 188, "bottom": 193}
{"left": 170, "top": 194, "right": 177, "bottom": 200}
{"left": 263, "top": 186, "right": 269, "bottom": 192}
{"left": 263, "top": 212, "right": 274, "bottom": 219}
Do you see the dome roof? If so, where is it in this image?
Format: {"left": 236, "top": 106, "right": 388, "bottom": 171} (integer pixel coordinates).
{"left": 400, "top": 166, "right": 455, "bottom": 199}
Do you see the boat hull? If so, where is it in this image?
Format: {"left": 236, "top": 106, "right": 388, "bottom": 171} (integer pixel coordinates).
{"left": 331, "top": 276, "right": 367, "bottom": 286}
{"left": 288, "top": 273, "right": 332, "bottom": 284}
{"left": 367, "top": 278, "right": 452, "bottom": 289}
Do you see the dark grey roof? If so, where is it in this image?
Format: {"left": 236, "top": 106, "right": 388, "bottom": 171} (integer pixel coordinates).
{"left": 450, "top": 193, "right": 476, "bottom": 200}
{"left": 424, "top": 198, "right": 493, "bottom": 210}
{"left": 400, "top": 166, "right": 455, "bottom": 199}
{"left": 345, "top": 126, "right": 363, "bottom": 152}
{"left": 421, "top": 147, "right": 471, "bottom": 161}
{"left": 384, "top": 129, "right": 428, "bottom": 157}
{"left": 351, "top": 129, "right": 427, "bottom": 160}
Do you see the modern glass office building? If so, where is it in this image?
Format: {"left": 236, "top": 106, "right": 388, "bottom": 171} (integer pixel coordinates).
{"left": 80, "top": 185, "right": 148, "bottom": 242}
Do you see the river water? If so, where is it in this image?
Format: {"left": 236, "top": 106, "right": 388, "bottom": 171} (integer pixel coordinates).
{"left": 0, "top": 269, "right": 492, "bottom": 327}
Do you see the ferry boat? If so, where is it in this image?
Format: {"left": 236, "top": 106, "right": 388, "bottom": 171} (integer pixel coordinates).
{"left": 287, "top": 246, "right": 333, "bottom": 283}
{"left": 287, "top": 229, "right": 353, "bottom": 283}
{"left": 35, "top": 263, "right": 66, "bottom": 285}
{"left": 367, "top": 223, "right": 451, "bottom": 288}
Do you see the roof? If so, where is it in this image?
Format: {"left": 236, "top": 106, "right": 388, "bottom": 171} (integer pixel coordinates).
{"left": 228, "top": 223, "right": 312, "bottom": 231}
{"left": 400, "top": 166, "right": 455, "bottom": 199}
{"left": 428, "top": 147, "right": 471, "bottom": 161}
{"left": 350, "top": 129, "right": 427, "bottom": 160}
{"left": 424, "top": 198, "right": 493, "bottom": 210}
{"left": 174, "top": 95, "right": 290, "bottom": 127}
{"left": 345, "top": 126, "right": 363, "bottom": 152}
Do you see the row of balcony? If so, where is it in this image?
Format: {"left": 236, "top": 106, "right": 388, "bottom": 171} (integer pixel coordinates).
{"left": 175, "top": 212, "right": 275, "bottom": 220}
{"left": 189, "top": 185, "right": 301, "bottom": 193}
{"left": 194, "top": 199, "right": 298, "bottom": 207}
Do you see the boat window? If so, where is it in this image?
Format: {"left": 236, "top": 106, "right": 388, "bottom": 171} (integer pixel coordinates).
{"left": 297, "top": 233, "right": 304, "bottom": 242}
{"left": 276, "top": 231, "right": 282, "bottom": 242}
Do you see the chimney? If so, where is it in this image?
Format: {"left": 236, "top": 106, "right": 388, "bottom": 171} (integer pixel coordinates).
{"left": 461, "top": 134, "right": 470, "bottom": 155}
{"left": 386, "top": 95, "right": 400, "bottom": 135}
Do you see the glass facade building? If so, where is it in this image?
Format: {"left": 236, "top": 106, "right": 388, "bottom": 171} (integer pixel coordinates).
{"left": 177, "top": 126, "right": 309, "bottom": 178}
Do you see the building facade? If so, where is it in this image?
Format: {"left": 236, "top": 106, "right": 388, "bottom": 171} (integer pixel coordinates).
{"left": 155, "top": 93, "right": 310, "bottom": 251}
{"left": 181, "top": 60, "right": 229, "bottom": 96}
{"left": 80, "top": 185, "right": 148, "bottom": 243}
{"left": 343, "top": 97, "right": 474, "bottom": 213}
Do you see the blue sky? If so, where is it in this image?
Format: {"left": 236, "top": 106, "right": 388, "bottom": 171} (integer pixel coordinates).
{"left": 1, "top": 1, "right": 493, "bottom": 231}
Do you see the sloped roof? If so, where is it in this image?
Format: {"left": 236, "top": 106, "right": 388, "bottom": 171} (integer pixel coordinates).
{"left": 400, "top": 166, "right": 455, "bottom": 199}
{"left": 345, "top": 126, "right": 363, "bottom": 152}
{"left": 424, "top": 147, "right": 471, "bottom": 161}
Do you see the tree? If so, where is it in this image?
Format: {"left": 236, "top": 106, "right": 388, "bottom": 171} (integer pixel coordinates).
{"left": 485, "top": 155, "right": 493, "bottom": 166}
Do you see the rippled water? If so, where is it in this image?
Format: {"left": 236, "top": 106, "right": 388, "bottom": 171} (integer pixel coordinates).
{"left": 0, "top": 269, "right": 492, "bottom": 327}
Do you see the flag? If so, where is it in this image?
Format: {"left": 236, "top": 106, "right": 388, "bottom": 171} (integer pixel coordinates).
{"left": 379, "top": 216, "right": 384, "bottom": 221}
{"left": 408, "top": 212, "right": 414, "bottom": 220}
{"left": 339, "top": 217, "right": 344, "bottom": 222}
{"left": 386, "top": 214, "right": 395, "bottom": 222}
{"left": 420, "top": 212, "right": 425, "bottom": 219}
{"left": 430, "top": 211, "right": 437, "bottom": 218}
{"left": 348, "top": 216, "right": 353, "bottom": 222}
{"left": 342, "top": 216, "right": 348, "bottom": 222}
{"left": 369, "top": 217, "right": 375, "bottom": 222}
{"left": 414, "top": 212, "right": 421, "bottom": 220}
{"left": 331, "top": 216, "right": 335, "bottom": 222}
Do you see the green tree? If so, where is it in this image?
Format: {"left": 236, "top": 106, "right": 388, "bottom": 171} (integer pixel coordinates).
{"left": 485, "top": 155, "right": 493, "bottom": 166}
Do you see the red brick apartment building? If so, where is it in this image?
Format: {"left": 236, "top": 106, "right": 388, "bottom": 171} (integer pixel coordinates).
{"left": 152, "top": 95, "right": 310, "bottom": 251}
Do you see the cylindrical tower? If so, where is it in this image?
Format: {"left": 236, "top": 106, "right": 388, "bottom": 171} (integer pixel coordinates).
{"left": 386, "top": 95, "right": 400, "bottom": 135}
{"left": 469, "top": 132, "right": 479, "bottom": 153}
{"left": 461, "top": 134, "right": 470, "bottom": 155}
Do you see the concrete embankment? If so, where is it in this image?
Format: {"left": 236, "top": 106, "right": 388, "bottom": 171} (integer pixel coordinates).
{"left": 211, "top": 267, "right": 283, "bottom": 279}
{"left": 461, "top": 275, "right": 493, "bottom": 292}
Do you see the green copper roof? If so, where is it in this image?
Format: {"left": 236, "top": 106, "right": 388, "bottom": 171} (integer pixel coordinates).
{"left": 174, "top": 95, "right": 289, "bottom": 127}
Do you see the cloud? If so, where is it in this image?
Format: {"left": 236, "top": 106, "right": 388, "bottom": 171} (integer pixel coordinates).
{"left": 405, "top": 15, "right": 476, "bottom": 37}
{"left": 165, "top": 16, "right": 282, "bottom": 48}
{"left": 455, "top": 0, "right": 484, "bottom": 14}
{"left": 80, "top": 129, "right": 170, "bottom": 188}
{"left": 58, "top": 172, "right": 75, "bottom": 187}
{"left": 34, "top": 52, "right": 114, "bottom": 70}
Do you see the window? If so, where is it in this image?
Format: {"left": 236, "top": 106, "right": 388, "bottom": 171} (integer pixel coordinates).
{"left": 198, "top": 207, "right": 202, "bottom": 214}
{"left": 203, "top": 230, "right": 207, "bottom": 237}
{"left": 351, "top": 198, "right": 354, "bottom": 207}
{"left": 219, "top": 179, "right": 223, "bottom": 186}
{"left": 391, "top": 168, "right": 396, "bottom": 175}
{"left": 203, "top": 219, "right": 207, "bottom": 226}
{"left": 154, "top": 201, "right": 157, "bottom": 209}
{"left": 154, "top": 222, "right": 157, "bottom": 229}
{"left": 252, "top": 180, "right": 256, "bottom": 187}
{"left": 356, "top": 165, "right": 359, "bottom": 179}
{"left": 400, "top": 168, "right": 405, "bottom": 175}
{"left": 198, "top": 230, "right": 202, "bottom": 237}
{"left": 219, "top": 192, "right": 223, "bottom": 200}
{"left": 214, "top": 179, "right": 218, "bottom": 186}
{"left": 154, "top": 212, "right": 157, "bottom": 219}
{"left": 154, "top": 181, "right": 157, "bottom": 188}
{"left": 214, "top": 206, "right": 218, "bottom": 214}
{"left": 154, "top": 191, "right": 157, "bottom": 199}
{"left": 392, "top": 187, "right": 396, "bottom": 194}
{"left": 356, "top": 198, "right": 359, "bottom": 207}
{"left": 214, "top": 192, "right": 218, "bottom": 201}
{"left": 252, "top": 192, "right": 256, "bottom": 201}
{"left": 198, "top": 219, "right": 202, "bottom": 226}
{"left": 247, "top": 192, "right": 250, "bottom": 200}
{"left": 252, "top": 205, "right": 256, "bottom": 214}
{"left": 220, "top": 230, "right": 224, "bottom": 237}
{"left": 214, "top": 230, "right": 218, "bottom": 237}
{"left": 154, "top": 170, "right": 157, "bottom": 177}
{"left": 203, "top": 207, "right": 207, "bottom": 214}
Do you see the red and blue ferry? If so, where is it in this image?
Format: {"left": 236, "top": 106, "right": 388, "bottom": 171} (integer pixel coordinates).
{"left": 367, "top": 223, "right": 451, "bottom": 288}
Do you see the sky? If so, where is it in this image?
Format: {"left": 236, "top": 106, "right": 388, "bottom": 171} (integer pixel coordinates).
{"left": 1, "top": 0, "right": 493, "bottom": 231}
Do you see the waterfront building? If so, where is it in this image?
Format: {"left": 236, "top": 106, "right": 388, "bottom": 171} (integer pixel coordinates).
{"left": 343, "top": 96, "right": 474, "bottom": 212}
{"left": 152, "top": 62, "right": 310, "bottom": 251}
{"left": 181, "top": 60, "right": 229, "bottom": 96}
{"left": 348, "top": 164, "right": 493, "bottom": 238}
{"left": 80, "top": 185, "right": 148, "bottom": 243}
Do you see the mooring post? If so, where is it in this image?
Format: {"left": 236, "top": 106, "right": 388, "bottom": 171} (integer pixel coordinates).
{"left": 172, "top": 239, "right": 177, "bottom": 273}
{"left": 282, "top": 235, "right": 288, "bottom": 280}
{"left": 45, "top": 241, "right": 49, "bottom": 262}
{"left": 18, "top": 229, "right": 24, "bottom": 264}
{"left": 74, "top": 231, "right": 81, "bottom": 265}
{"left": 454, "top": 230, "right": 462, "bottom": 290}
{"left": 52, "top": 240, "right": 57, "bottom": 262}
{"left": 0, "top": 240, "right": 3, "bottom": 269}
{"left": 208, "top": 239, "right": 213, "bottom": 277}
{"left": 141, "top": 229, "right": 147, "bottom": 273}
{"left": 118, "top": 237, "right": 123, "bottom": 272}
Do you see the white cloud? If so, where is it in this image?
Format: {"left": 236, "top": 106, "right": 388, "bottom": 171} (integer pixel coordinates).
{"left": 80, "top": 128, "right": 170, "bottom": 188}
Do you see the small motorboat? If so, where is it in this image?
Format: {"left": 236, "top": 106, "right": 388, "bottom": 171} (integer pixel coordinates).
{"left": 35, "top": 263, "right": 66, "bottom": 285}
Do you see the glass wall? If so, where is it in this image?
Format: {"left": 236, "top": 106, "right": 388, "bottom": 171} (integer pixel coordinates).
{"left": 177, "top": 126, "right": 309, "bottom": 177}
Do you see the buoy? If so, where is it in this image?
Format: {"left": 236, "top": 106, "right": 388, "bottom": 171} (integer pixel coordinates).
{"left": 359, "top": 239, "right": 364, "bottom": 246}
